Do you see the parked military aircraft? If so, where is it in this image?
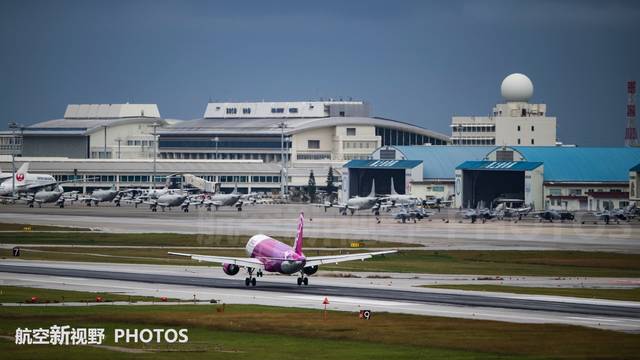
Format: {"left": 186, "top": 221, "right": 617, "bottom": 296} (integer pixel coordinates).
{"left": 23, "top": 186, "right": 77, "bottom": 208}
{"left": 146, "top": 193, "right": 190, "bottom": 212}
{"left": 532, "top": 209, "right": 575, "bottom": 222}
{"left": 329, "top": 180, "right": 381, "bottom": 216}
{"left": 200, "top": 185, "right": 243, "bottom": 211}
{"left": 79, "top": 187, "right": 123, "bottom": 206}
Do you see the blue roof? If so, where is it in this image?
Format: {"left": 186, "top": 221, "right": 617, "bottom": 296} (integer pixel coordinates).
{"left": 631, "top": 162, "right": 640, "bottom": 172}
{"left": 344, "top": 159, "right": 422, "bottom": 169}
{"left": 509, "top": 147, "right": 640, "bottom": 182}
{"left": 457, "top": 161, "right": 543, "bottom": 171}
{"left": 394, "top": 146, "right": 492, "bottom": 179}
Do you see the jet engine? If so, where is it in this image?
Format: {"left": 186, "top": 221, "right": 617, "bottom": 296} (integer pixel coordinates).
{"left": 302, "top": 265, "right": 318, "bottom": 276}
{"left": 222, "top": 263, "right": 240, "bottom": 276}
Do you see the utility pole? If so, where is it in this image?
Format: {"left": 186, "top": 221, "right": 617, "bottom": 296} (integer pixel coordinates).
{"left": 8, "top": 122, "right": 20, "bottom": 200}
{"left": 151, "top": 122, "right": 160, "bottom": 189}
{"left": 279, "top": 121, "right": 287, "bottom": 197}
{"left": 115, "top": 138, "right": 122, "bottom": 159}
{"left": 212, "top": 136, "right": 219, "bottom": 159}
{"left": 102, "top": 125, "right": 108, "bottom": 158}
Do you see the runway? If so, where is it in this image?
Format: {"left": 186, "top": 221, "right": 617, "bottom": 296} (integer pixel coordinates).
{"left": 1, "top": 204, "right": 639, "bottom": 252}
{"left": 0, "top": 263, "right": 640, "bottom": 319}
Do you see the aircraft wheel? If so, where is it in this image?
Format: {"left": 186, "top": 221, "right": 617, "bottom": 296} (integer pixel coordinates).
{"left": 303, "top": 277, "right": 308, "bottom": 286}
{"left": 245, "top": 278, "right": 250, "bottom": 286}
{"left": 374, "top": 210, "right": 380, "bottom": 216}
{"left": 29, "top": 204, "right": 34, "bottom": 208}
{"left": 297, "top": 277, "right": 302, "bottom": 286}
{"left": 251, "top": 278, "right": 257, "bottom": 286}
{"left": 237, "top": 207, "right": 242, "bottom": 212}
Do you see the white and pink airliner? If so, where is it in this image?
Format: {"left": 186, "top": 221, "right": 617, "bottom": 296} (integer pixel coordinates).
{"left": 170, "top": 212, "right": 396, "bottom": 286}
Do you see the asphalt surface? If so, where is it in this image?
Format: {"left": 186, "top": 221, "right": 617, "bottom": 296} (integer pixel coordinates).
{"left": 2, "top": 263, "right": 639, "bottom": 319}
{"left": 1, "top": 204, "right": 640, "bottom": 252}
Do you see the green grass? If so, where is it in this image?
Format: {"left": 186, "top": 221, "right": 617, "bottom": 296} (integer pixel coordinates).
{"left": 0, "top": 286, "right": 176, "bottom": 304}
{"left": 322, "top": 250, "right": 640, "bottom": 277}
{"left": 7, "top": 247, "right": 640, "bottom": 278}
{"left": 0, "top": 231, "right": 408, "bottom": 248}
{"left": 422, "top": 284, "right": 640, "bottom": 302}
{"left": 0, "top": 304, "right": 639, "bottom": 359}
{"left": 0, "top": 223, "right": 89, "bottom": 231}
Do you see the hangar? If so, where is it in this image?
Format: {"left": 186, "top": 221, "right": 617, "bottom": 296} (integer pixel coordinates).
{"left": 455, "top": 161, "right": 544, "bottom": 209}
{"left": 455, "top": 146, "right": 640, "bottom": 211}
{"left": 341, "top": 159, "right": 423, "bottom": 200}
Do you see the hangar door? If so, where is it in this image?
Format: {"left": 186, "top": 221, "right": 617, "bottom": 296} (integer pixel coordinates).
{"left": 342, "top": 160, "right": 423, "bottom": 198}
{"left": 457, "top": 161, "right": 543, "bottom": 208}
{"left": 349, "top": 168, "right": 405, "bottom": 197}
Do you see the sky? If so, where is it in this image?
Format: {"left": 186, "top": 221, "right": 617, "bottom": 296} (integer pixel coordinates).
{"left": 1, "top": 0, "right": 638, "bottom": 146}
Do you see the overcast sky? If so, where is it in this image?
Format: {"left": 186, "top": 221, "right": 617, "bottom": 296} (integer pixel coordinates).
{"left": 1, "top": 0, "right": 638, "bottom": 146}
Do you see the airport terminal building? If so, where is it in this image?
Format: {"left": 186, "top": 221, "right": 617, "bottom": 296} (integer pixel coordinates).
{"left": 1, "top": 100, "right": 450, "bottom": 193}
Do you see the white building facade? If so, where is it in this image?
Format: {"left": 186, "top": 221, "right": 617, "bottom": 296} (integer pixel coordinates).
{"left": 451, "top": 74, "right": 557, "bottom": 147}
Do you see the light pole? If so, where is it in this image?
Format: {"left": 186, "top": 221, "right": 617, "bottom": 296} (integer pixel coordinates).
{"left": 8, "top": 122, "right": 20, "bottom": 200}
{"left": 211, "top": 136, "right": 219, "bottom": 159}
{"left": 278, "top": 121, "right": 287, "bottom": 197}
{"left": 284, "top": 136, "right": 291, "bottom": 196}
{"left": 151, "top": 122, "right": 160, "bottom": 189}
{"left": 102, "top": 125, "right": 108, "bottom": 159}
{"left": 115, "top": 137, "right": 122, "bottom": 159}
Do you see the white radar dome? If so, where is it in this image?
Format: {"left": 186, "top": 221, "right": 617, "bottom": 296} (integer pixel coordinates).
{"left": 500, "top": 73, "right": 533, "bottom": 102}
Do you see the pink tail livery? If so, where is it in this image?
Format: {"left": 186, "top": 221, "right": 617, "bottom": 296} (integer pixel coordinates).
{"left": 293, "top": 212, "right": 304, "bottom": 255}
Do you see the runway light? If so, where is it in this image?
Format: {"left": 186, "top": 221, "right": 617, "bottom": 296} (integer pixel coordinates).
{"left": 95, "top": 296, "right": 103, "bottom": 302}
{"left": 30, "top": 296, "right": 38, "bottom": 303}
{"left": 160, "top": 296, "right": 168, "bottom": 302}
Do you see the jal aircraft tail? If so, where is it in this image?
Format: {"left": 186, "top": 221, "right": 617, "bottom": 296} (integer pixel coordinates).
{"left": 367, "top": 179, "right": 376, "bottom": 198}
{"left": 15, "top": 163, "right": 29, "bottom": 185}
{"left": 293, "top": 211, "right": 304, "bottom": 255}
{"left": 390, "top": 178, "right": 398, "bottom": 195}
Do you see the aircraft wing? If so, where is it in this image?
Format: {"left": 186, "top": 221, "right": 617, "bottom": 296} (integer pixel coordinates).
{"left": 304, "top": 250, "right": 397, "bottom": 267}
{"left": 168, "top": 252, "right": 265, "bottom": 269}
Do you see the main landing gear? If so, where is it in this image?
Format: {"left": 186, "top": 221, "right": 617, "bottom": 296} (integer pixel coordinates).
{"left": 244, "top": 268, "right": 258, "bottom": 287}
{"left": 297, "top": 272, "right": 309, "bottom": 286}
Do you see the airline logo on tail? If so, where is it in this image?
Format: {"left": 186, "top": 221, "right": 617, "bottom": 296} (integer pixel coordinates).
{"left": 16, "top": 173, "right": 24, "bottom": 182}
{"left": 293, "top": 212, "right": 304, "bottom": 255}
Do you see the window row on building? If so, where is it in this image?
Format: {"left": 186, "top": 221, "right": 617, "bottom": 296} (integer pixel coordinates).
{"left": 342, "top": 141, "right": 377, "bottom": 149}
{"left": 53, "top": 174, "right": 280, "bottom": 183}
{"left": 451, "top": 138, "right": 496, "bottom": 145}
{"left": 375, "top": 127, "right": 446, "bottom": 146}
{"left": 296, "top": 152, "right": 332, "bottom": 160}
{"left": 160, "top": 152, "right": 290, "bottom": 162}
{"left": 451, "top": 125, "right": 496, "bottom": 133}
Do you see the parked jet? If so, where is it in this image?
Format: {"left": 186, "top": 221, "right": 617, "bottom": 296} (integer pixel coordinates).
{"left": 169, "top": 212, "right": 396, "bottom": 286}
{"left": 0, "top": 163, "right": 57, "bottom": 196}
{"left": 533, "top": 209, "right": 575, "bottom": 222}
{"left": 591, "top": 204, "right": 638, "bottom": 224}
{"left": 392, "top": 206, "right": 432, "bottom": 223}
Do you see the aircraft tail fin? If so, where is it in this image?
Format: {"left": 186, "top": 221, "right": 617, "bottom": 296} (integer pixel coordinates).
{"left": 390, "top": 178, "right": 398, "bottom": 195}
{"left": 293, "top": 211, "right": 304, "bottom": 255}
{"left": 15, "top": 163, "right": 29, "bottom": 185}
{"left": 367, "top": 179, "right": 376, "bottom": 198}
